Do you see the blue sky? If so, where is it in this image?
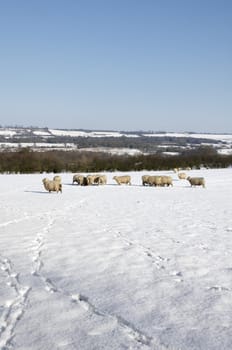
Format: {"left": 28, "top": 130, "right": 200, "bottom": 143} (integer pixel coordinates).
{"left": 0, "top": 0, "right": 231, "bottom": 132}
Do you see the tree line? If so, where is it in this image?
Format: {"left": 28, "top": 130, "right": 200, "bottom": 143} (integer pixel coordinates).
{"left": 0, "top": 146, "right": 231, "bottom": 174}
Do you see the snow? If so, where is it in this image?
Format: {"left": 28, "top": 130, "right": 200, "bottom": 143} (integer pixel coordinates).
{"left": 161, "top": 152, "right": 180, "bottom": 156}
{"left": 0, "top": 143, "right": 77, "bottom": 151}
{"left": 218, "top": 149, "right": 232, "bottom": 155}
{"left": 79, "top": 147, "right": 143, "bottom": 155}
{"left": 48, "top": 130, "right": 232, "bottom": 142}
{"left": 1, "top": 128, "right": 232, "bottom": 156}
{"left": 49, "top": 129, "right": 139, "bottom": 138}
{"left": 33, "top": 131, "right": 51, "bottom": 136}
{"left": 0, "top": 130, "right": 16, "bottom": 137}
{"left": 49, "top": 129, "right": 91, "bottom": 137}
{"left": 143, "top": 132, "right": 232, "bottom": 143}
{"left": 0, "top": 168, "right": 232, "bottom": 349}
{"left": 0, "top": 144, "right": 142, "bottom": 155}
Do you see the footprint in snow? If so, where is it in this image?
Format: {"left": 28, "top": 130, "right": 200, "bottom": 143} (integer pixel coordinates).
{"left": 170, "top": 271, "right": 183, "bottom": 282}
{"left": 207, "top": 285, "right": 230, "bottom": 292}
{"left": 44, "top": 278, "right": 58, "bottom": 293}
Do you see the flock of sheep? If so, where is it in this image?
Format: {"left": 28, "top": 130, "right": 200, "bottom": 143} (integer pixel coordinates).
{"left": 42, "top": 171, "right": 206, "bottom": 193}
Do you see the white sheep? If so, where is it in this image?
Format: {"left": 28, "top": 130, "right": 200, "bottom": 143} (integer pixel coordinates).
{"left": 73, "top": 174, "right": 85, "bottom": 185}
{"left": 178, "top": 172, "right": 187, "bottom": 180}
{"left": 142, "top": 175, "right": 150, "bottom": 186}
{"left": 95, "top": 174, "right": 107, "bottom": 185}
{"left": 187, "top": 176, "right": 205, "bottom": 188}
{"left": 160, "top": 175, "right": 173, "bottom": 187}
{"left": 53, "top": 175, "right": 62, "bottom": 183}
{"left": 42, "top": 178, "right": 62, "bottom": 193}
{"left": 147, "top": 175, "right": 162, "bottom": 187}
{"left": 86, "top": 174, "right": 101, "bottom": 185}
{"left": 113, "top": 175, "right": 131, "bottom": 185}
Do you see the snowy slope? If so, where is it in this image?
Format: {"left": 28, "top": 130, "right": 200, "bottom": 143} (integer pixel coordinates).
{"left": 1, "top": 127, "right": 232, "bottom": 154}
{"left": 0, "top": 169, "right": 232, "bottom": 349}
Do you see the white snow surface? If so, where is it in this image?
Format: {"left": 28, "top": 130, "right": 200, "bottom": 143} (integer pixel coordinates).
{"left": 0, "top": 130, "right": 17, "bottom": 137}
{"left": 49, "top": 129, "right": 139, "bottom": 138}
{"left": 218, "top": 149, "right": 232, "bottom": 155}
{"left": 33, "top": 131, "right": 51, "bottom": 136}
{"left": 143, "top": 133, "right": 232, "bottom": 142}
{"left": 0, "top": 168, "right": 232, "bottom": 350}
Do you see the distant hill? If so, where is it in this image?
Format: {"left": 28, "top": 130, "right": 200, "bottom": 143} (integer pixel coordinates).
{"left": 0, "top": 126, "right": 232, "bottom": 155}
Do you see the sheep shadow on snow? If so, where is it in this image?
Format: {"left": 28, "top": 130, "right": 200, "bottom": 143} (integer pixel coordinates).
{"left": 24, "top": 190, "right": 61, "bottom": 194}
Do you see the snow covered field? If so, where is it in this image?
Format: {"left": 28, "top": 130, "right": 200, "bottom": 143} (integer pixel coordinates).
{"left": 0, "top": 168, "right": 232, "bottom": 350}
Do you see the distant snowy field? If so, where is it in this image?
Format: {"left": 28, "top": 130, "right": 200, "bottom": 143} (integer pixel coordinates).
{"left": 0, "top": 168, "right": 232, "bottom": 350}
{"left": 1, "top": 128, "right": 232, "bottom": 154}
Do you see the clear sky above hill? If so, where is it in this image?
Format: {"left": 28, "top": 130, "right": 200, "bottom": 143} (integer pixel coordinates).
{"left": 0, "top": 0, "right": 231, "bottom": 132}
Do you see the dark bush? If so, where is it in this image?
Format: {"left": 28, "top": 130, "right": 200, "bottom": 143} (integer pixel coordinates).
{"left": 0, "top": 147, "right": 231, "bottom": 174}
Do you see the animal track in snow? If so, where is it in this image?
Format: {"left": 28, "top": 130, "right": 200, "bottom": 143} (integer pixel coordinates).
{"left": 27, "top": 209, "right": 176, "bottom": 349}
{"left": 30, "top": 217, "right": 54, "bottom": 276}
{"left": 115, "top": 231, "right": 170, "bottom": 271}
{"left": 169, "top": 271, "right": 183, "bottom": 283}
{"left": 66, "top": 291, "right": 171, "bottom": 349}
{"left": 199, "top": 243, "right": 210, "bottom": 252}
{"left": 0, "top": 257, "right": 31, "bottom": 349}
{"left": 30, "top": 241, "right": 170, "bottom": 350}
{"left": 206, "top": 285, "right": 231, "bottom": 292}
{"left": 0, "top": 212, "right": 43, "bottom": 229}
{"left": 114, "top": 231, "right": 184, "bottom": 284}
